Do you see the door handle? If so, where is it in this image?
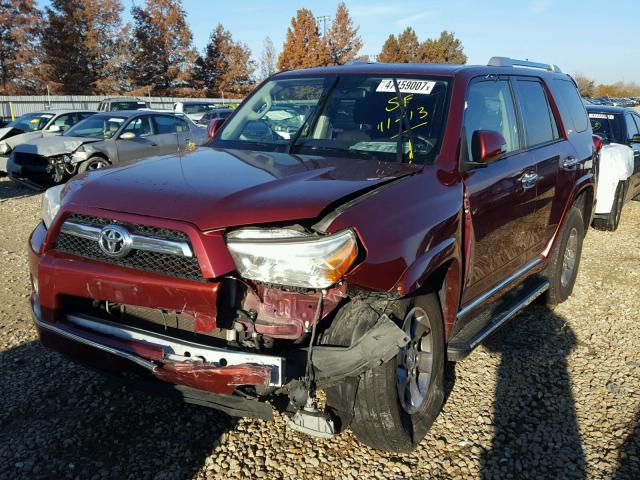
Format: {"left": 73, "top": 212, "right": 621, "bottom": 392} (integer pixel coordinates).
{"left": 521, "top": 172, "right": 539, "bottom": 190}
{"left": 562, "top": 156, "right": 578, "bottom": 170}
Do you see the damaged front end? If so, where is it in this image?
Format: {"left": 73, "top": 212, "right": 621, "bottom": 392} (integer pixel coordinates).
{"left": 9, "top": 151, "right": 76, "bottom": 189}
{"left": 28, "top": 210, "right": 410, "bottom": 436}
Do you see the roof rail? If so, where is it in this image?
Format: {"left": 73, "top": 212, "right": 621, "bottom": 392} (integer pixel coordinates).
{"left": 488, "top": 56, "right": 562, "bottom": 73}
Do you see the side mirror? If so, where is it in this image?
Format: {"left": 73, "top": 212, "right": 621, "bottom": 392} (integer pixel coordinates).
{"left": 471, "top": 130, "right": 507, "bottom": 165}
{"left": 207, "top": 118, "right": 225, "bottom": 139}
{"left": 119, "top": 131, "right": 136, "bottom": 140}
{"left": 46, "top": 125, "right": 61, "bottom": 133}
{"left": 630, "top": 133, "right": 640, "bottom": 143}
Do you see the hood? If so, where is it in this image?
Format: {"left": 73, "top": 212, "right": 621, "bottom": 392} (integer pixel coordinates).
{"left": 66, "top": 147, "right": 419, "bottom": 230}
{"left": 14, "top": 136, "right": 98, "bottom": 157}
{"left": 0, "top": 126, "right": 26, "bottom": 142}
{"left": 4, "top": 130, "right": 57, "bottom": 148}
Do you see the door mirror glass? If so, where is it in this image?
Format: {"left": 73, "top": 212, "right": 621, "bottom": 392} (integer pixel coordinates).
{"left": 472, "top": 130, "right": 507, "bottom": 164}
{"left": 119, "top": 131, "right": 136, "bottom": 140}
{"left": 46, "top": 125, "right": 61, "bottom": 133}
{"left": 207, "top": 118, "right": 225, "bottom": 138}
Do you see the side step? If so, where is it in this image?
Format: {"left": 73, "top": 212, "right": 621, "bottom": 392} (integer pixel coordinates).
{"left": 447, "top": 279, "right": 549, "bottom": 361}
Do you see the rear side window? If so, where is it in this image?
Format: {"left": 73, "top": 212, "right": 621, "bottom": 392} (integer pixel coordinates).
{"left": 153, "top": 115, "right": 180, "bottom": 134}
{"left": 514, "top": 79, "right": 559, "bottom": 147}
{"left": 625, "top": 113, "right": 639, "bottom": 140}
{"left": 464, "top": 80, "right": 520, "bottom": 154}
{"left": 553, "top": 79, "right": 589, "bottom": 134}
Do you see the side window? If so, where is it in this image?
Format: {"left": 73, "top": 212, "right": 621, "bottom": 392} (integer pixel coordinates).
{"left": 175, "top": 117, "right": 189, "bottom": 132}
{"left": 625, "top": 113, "right": 639, "bottom": 140}
{"left": 52, "top": 114, "right": 75, "bottom": 131}
{"left": 514, "top": 79, "right": 559, "bottom": 147}
{"left": 464, "top": 79, "right": 520, "bottom": 155}
{"left": 553, "top": 79, "right": 589, "bottom": 134}
{"left": 153, "top": 115, "right": 179, "bottom": 134}
{"left": 121, "top": 116, "right": 154, "bottom": 137}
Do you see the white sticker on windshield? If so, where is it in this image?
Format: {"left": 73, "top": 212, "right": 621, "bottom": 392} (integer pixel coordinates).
{"left": 109, "top": 118, "right": 125, "bottom": 123}
{"left": 376, "top": 79, "right": 436, "bottom": 95}
{"left": 589, "top": 113, "right": 615, "bottom": 120}
{"left": 41, "top": 114, "right": 54, "bottom": 119}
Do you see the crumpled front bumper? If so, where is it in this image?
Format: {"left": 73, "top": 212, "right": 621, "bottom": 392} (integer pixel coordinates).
{"left": 30, "top": 296, "right": 285, "bottom": 394}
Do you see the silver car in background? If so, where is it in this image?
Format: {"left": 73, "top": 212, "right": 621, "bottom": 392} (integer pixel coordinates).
{"left": 7, "top": 110, "right": 208, "bottom": 188}
{"left": 0, "top": 110, "right": 95, "bottom": 172}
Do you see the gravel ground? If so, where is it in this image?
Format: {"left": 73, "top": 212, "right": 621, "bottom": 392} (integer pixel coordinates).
{"left": 0, "top": 176, "right": 638, "bottom": 480}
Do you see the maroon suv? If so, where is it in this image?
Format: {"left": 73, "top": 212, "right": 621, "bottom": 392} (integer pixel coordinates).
{"left": 29, "top": 57, "right": 598, "bottom": 452}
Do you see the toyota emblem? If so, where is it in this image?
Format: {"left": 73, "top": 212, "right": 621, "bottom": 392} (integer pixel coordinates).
{"left": 98, "top": 224, "right": 132, "bottom": 258}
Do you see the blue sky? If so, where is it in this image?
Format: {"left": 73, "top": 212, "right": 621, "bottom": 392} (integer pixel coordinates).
{"left": 42, "top": 0, "right": 639, "bottom": 84}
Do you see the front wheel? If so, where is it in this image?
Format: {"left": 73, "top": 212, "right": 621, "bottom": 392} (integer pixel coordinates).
{"left": 78, "top": 157, "right": 110, "bottom": 173}
{"left": 325, "top": 294, "right": 445, "bottom": 452}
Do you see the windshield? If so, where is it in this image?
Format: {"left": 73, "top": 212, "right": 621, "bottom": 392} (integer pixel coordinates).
{"left": 215, "top": 74, "right": 450, "bottom": 164}
{"left": 9, "top": 112, "right": 55, "bottom": 132}
{"left": 184, "top": 103, "right": 216, "bottom": 114}
{"left": 589, "top": 113, "right": 623, "bottom": 144}
{"left": 65, "top": 116, "right": 126, "bottom": 139}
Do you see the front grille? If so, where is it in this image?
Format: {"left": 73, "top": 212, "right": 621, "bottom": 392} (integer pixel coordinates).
{"left": 54, "top": 214, "right": 204, "bottom": 281}
{"left": 13, "top": 152, "right": 48, "bottom": 167}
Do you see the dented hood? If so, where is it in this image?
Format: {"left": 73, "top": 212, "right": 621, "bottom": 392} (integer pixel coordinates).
{"left": 4, "top": 130, "right": 60, "bottom": 149}
{"left": 14, "top": 135, "right": 97, "bottom": 157}
{"left": 66, "top": 147, "right": 419, "bottom": 230}
{"left": 0, "top": 126, "right": 25, "bottom": 142}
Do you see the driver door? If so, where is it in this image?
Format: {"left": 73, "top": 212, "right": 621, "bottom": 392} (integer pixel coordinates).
{"left": 115, "top": 115, "right": 159, "bottom": 163}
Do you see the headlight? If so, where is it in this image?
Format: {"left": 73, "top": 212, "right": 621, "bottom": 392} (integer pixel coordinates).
{"left": 0, "top": 142, "right": 10, "bottom": 154}
{"left": 72, "top": 145, "right": 88, "bottom": 161}
{"left": 226, "top": 228, "right": 358, "bottom": 289}
{"left": 41, "top": 184, "right": 65, "bottom": 229}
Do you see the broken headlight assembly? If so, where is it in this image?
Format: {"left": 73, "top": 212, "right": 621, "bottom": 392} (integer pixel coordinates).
{"left": 226, "top": 228, "right": 358, "bottom": 289}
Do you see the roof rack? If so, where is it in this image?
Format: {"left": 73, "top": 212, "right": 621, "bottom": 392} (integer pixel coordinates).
{"left": 488, "top": 56, "right": 562, "bottom": 73}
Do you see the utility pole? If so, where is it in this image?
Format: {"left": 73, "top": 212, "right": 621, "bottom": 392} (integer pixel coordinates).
{"left": 316, "top": 15, "right": 330, "bottom": 36}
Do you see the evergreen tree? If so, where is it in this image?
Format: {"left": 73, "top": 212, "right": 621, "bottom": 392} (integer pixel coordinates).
{"left": 195, "top": 24, "right": 254, "bottom": 98}
{"left": 41, "top": 0, "right": 127, "bottom": 94}
{"left": 277, "top": 9, "right": 329, "bottom": 71}
{"left": 0, "top": 0, "right": 42, "bottom": 94}
{"left": 326, "top": 2, "right": 362, "bottom": 66}
{"left": 417, "top": 31, "right": 467, "bottom": 64}
{"left": 131, "top": 0, "right": 196, "bottom": 95}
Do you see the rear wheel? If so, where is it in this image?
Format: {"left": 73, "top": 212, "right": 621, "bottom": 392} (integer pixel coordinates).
{"left": 593, "top": 181, "right": 624, "bottom": 231}
{"left": 78, "top": 156, "right": 110, "bottom": 173}
{"left": 543, "top": 206, "right": 584, "bottom": 307}
{"left": 324, "top": 293, "right": 445, "bottom": 452}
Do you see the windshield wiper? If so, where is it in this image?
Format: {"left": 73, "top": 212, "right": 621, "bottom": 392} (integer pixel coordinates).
{"left": 392, "top": 78, "right": 416, "bottom": 164}
{"left": 286, "top": 76, "right": 340, "bottom": 154}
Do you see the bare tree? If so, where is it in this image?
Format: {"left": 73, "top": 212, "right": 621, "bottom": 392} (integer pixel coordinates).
{"left": 573, "top": 73, "right": 596, "bottom": 97}
{"left": 258, "top": 36, "right": 277, "bottom": 81}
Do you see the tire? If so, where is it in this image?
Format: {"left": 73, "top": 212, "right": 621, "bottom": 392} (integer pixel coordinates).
{"left": 592, "top": 181, "right": 624, "bottom": 231}
{"left": 543, "top": 206, "right": 585, "bottom": 307}
{"left": 78, "top": 156, "right": 110, "bottom": 173}
{"left": 324, "top": 293, "right": 445, "bottom": 452}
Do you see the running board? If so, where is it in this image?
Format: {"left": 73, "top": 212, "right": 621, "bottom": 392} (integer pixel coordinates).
{"left": 447, "top": 280, "right": 549, "bottom": 361}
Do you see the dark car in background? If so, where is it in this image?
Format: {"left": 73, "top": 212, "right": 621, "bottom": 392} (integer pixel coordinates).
{"left": 29, "top": 57, "right": 596, "bottom": 452}
{"left": 97, "top": 97, "right": 150, "bottom": 112}
{"left": 7, "top": 110, "right": 207, "bottom": 188}
{"left": 197, "top": 108, "right": 234, "bottom": 126}
{"left": 0, "top": 110, "right": 95, "bottom": 172}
